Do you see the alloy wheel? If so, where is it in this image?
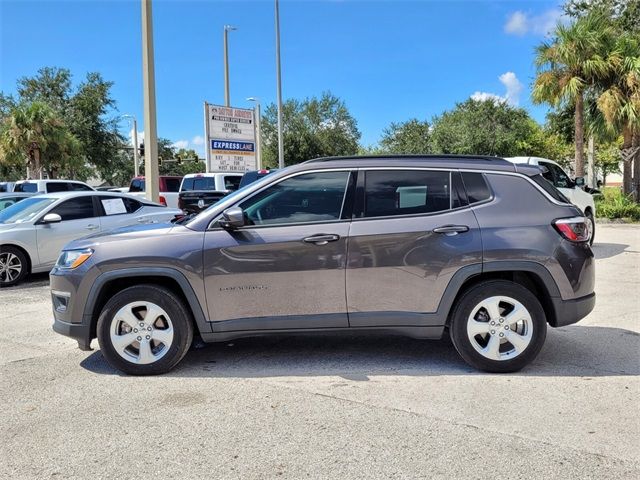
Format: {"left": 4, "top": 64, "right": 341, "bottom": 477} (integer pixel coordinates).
{"left": 109, "top": 301, "right": 174, "bottom": 365}
{"left": 466, "top": 295, "right": 533, "bottom": 361}
{"left": 0, "top": 252, "right": 23, "bottom": 284}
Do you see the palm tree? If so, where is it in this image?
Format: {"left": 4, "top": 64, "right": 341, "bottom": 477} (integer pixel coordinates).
{"left": 595, "top": 33, "right": 640, "bottom": 197}
{"left": 532, "top": 12, "right": 613, "bottom": 177}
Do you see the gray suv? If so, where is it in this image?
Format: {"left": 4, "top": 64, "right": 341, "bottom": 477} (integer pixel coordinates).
{"left": 50, "top": 156, "right": 595, "bottom": 375}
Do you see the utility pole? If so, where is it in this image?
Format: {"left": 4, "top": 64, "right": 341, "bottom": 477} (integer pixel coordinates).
{"left": 247, "top": 97, "right": 262, "bottom": 169}
{"left": 141, "top": 0, "right": 159, "bottom": 202}
{"left": 223, "top": 25, "right": 236, "bottom": 107}
{"left": 132, "top": 118, "right": 140, "bottom": 177}
{"left": 275, "top": 0, "right": 284, "bottom": 168}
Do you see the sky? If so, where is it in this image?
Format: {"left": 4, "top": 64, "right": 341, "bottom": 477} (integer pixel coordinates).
{"left": 0, "top": 0, "right": 566, "bottom": 156}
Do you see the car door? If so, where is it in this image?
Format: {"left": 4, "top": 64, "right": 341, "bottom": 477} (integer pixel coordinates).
{"left": 96, "top": 196, "right": 150, "bottom": 231}
{"left": 202, "top": 170, "right": 354, "bottom": 331}
{"left": 346, "top": 169, "right": 483, "bottom": 327}
{"left": 35, "top": 195, "right": 99, "bottom": 268}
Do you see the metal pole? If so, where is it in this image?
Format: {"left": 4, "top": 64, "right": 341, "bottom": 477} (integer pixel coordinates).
{"left": 132, "top": 118, "right": 140, "bottom": 177}
{"left": 275, "top": 0, "right": 284, "bottom": 168}
{"left": 204, "top": 102, "right": 211, "bottom": 173}
{"left": 223, "top": 27, "right": 230, "bottom": 107}
{"left": 255, "top": 102, "right": 262, "bottom": 169}
{"left": 142, "top": 0, "right": 159, "bottom": 202}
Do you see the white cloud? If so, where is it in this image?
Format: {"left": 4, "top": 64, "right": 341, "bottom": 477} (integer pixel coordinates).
{"left": 191, "top": 135, "right": 205, "bottom": 146}
{"left": 129, "top": 128, "right": 144, "bottom": 146}
{"left": 471, "top": 71, "right": 524, "bottom": 106}
{"left": 471, "top": 92, "right": 506, "bottom": 104}
{"left": 504, "top": 9, "right": 564, "bottom": 37}
{"left": 504, "top": 11, "right": 528, "bottom": 36}
{"left": 499, "top": 71, "right": 523, "bottom": 106}
{"left": 172, "top": 139, "right": 189, "bottom": 149}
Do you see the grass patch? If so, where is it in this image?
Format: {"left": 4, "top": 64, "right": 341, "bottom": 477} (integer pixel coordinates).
{"left": 595, "top": 188, "right": 640, "bottom": 221}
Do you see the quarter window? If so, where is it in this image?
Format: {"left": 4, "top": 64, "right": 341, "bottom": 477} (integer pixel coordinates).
{"left": 49, "top": 197, "right": 95, "bottom": 221}
{"left": 461, "top": 172, "right": 491, "bottom": 204}
{"left": 239, "top": 171, "right": 350, "bottom": 226}
{"left": 363, "top": 170, "right": 451, "bottom": 218}
{"left": 224, "top": 176, "right": 242, "bottom": 191}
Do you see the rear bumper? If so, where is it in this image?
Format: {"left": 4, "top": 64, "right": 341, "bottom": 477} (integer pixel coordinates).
{"left": 551, "top": 292, "right": 595, "bottom": 327}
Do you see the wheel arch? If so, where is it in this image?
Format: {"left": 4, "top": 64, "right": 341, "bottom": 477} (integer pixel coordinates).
{"left": 442, "top": 262, "right": 560, "bottom": 328}
{"left": 84, "top": 268, "right": 210, "bottom": 340}
{"left": 0, "top": 243, "right": 32, "bottom": 275}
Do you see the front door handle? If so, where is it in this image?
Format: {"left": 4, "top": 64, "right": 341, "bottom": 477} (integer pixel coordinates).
{"left": 85, "top": 224, "right": 99, "bottom": 231}
{"left": 433, "top": 225, "right": 469, "bottom": 236}
{"left": 303, "top": 234, "right": 340, "bottom": 245}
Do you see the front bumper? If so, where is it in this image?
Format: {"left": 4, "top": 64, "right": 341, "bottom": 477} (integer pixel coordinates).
{"left": 551, "top": 292, "right": 596, "bottom": 327}
{"left": 52, "top": 318, "right": 93, "bottom": 350}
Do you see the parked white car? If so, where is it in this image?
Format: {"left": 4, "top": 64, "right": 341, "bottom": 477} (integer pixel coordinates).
{"left": 13, "top": 179, "right": 94, "bottom": 193}
{"left": 506, "top": 156, "right": 596, "bottom": 243}
{"left": 0, "top": 192, "right": 181, "bottom": 286}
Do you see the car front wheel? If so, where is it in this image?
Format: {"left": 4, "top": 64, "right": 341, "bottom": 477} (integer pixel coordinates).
{"left": 0, "top": 246, "right": 28, "bottom": 287}
{"left": 97, "top": 285, "right": 194, "bottom": 375}
{"left": 449, "top": 280, "right": 547, "bottom": 373}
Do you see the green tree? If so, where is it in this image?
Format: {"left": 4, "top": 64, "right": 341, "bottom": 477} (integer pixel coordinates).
{"left": 261, "top": 92, "right": 360, "bottom": 167}
{"left": 0, "top": 101, "right": 84, "bottom": 179}
{"left": 2, "top": 67, "right": 127, "bottom": 183}
{"left": 532, "top": 11, "right": 614, "bottom": 177}
{"left": 430, "top": 98, "right": 538, "bottom": 157}
{"left": 595, "top": 139, "right": 623, "bottom": 186}
{"left": 378, "top": 119, "right": 431, "bottom": 154}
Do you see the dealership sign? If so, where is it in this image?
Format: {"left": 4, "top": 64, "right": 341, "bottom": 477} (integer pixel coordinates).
{"left": 204, "top": 103, "right": 257, "bottom": 172}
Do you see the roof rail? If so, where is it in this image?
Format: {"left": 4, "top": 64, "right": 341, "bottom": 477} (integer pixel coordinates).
{"left": 304, "top": 154, "right": 509, "bottom": 164}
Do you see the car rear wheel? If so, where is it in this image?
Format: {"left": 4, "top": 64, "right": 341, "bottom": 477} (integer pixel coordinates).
{"left": 0, "top": 246, "right": 28, "bottom": 287}
{"left": 449, "top": 280, "right": 547, "bottom": 373}
{"left": 97, "top": 285, "right": 193, "bottom": 375}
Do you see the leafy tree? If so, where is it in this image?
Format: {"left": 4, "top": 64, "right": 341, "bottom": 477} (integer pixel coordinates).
{"left": 1, "top": 67, "right": 127, "bottom": 183}
{"left": 532, "top": 11, "right": 614, "bottom": 177}
{"left": 0, "top": 101, "right": 84, "bottom": 179}
{"left": 430, "top": 98, "right": 538, "bottom": 157}
{"left": 261, "top": 92, "right": 360, "bottom": 167}
{"left": 595, "top": 139, "right": 622, "bottom": 186}
{"left": 378, "top": 119, "right": 431, "bottom": 154}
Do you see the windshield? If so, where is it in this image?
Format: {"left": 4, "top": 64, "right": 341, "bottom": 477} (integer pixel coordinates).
{"left": 0, "top": 197, "right": 57, "bottom": 224}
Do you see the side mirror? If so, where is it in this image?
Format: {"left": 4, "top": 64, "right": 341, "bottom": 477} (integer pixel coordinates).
{"left": 42, "top": 213, "right": 62, "bottom": 224}
{"left": 574, "top": 177, "right": 585, "bottom": 187}
{"left": 219, "top": 207, "right": 245, "bottom": 230}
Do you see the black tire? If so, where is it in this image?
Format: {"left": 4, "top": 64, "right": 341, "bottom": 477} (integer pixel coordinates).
{"left": 586, "top": 210, "right": 595, "bottom": 245}
{"left": 449, "top": 280, "right": 547, "bottom": 373}
{"left": 97, "top": 284, "right": 194, "bottom": 375}
{"left": 0, "top": 246, "right": 29, "bottom": 287}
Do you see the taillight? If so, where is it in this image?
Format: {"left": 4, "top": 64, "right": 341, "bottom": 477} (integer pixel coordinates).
{"left": 159, "top": 195, "right": 167, "bottom": 206}
{"left": 553, "top": 217, "right": 589, "bottom": 242}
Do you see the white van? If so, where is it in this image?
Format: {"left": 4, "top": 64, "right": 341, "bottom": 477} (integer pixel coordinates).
{"left": 506, "top": 157, "right": 596, "bottom": 243}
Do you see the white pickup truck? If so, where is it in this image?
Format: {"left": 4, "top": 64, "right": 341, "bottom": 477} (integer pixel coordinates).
{"left": 126, "top": 176, "right": 182, "bottom": 209}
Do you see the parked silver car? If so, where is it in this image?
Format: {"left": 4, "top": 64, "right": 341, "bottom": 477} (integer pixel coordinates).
{"left": 0, "top": 192, "right": 181, "bottom": 286}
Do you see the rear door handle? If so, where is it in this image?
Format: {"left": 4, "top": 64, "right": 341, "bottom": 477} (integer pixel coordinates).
{"left": 303, "top": 234, "right": 340, "bottom": 245}
{"left": 433, "top": 225, "right": 469, "bottom": 236}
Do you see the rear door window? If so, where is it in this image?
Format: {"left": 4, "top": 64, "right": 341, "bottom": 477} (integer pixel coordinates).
{"left": 49, "top": 196, "right": 96, "bottom": 221}
{"left": 363, "top": 170, "right": 451, "bottom": 218}
{"left": 46, "top": 182, "right": 71, "bottom": 193}
{"left": 224, "top": 175, "right": 242, "bottom": 191}
{"left": 164, "top": 178, "right": 181, "bottom": 192}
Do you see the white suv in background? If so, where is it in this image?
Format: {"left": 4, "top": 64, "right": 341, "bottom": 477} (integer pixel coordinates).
{"left": 506, "top": 157, "right": 596, "bottom": 244}
{"left": 13, "top": 179, "right": 95, "bottom": 194}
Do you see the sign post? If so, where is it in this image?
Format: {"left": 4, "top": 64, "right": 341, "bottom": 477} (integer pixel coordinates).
{"left": 204, "top": 103, "right": 257, "bottom": 172}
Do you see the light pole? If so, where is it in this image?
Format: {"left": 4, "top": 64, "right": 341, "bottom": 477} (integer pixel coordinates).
{"left": 223, "top": 25, "right": 237, "bottom": 107}
{"left": 247, "top": 97, "right": 262, "bottom": 170}
{"left": 121, "top": 114, "right": 140, "bottom": 177}
{"left": 274, "top": 0, "right": 284, "bottom": 168}
{"left": 141, "top": 0, "right": 159, "bottom": 202}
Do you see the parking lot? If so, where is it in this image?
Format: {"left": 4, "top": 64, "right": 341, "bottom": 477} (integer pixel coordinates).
{"left": 0, "top": 224, "right": 638, "bottom": 479}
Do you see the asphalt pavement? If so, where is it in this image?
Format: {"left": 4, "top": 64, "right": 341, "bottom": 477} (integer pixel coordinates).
{"left": 1, "top": 224, "right": 639, "bottom": 479}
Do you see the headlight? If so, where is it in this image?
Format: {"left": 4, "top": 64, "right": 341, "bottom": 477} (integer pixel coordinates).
{"left": 56, "top": 248, "right": 94, "bottom": 269}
